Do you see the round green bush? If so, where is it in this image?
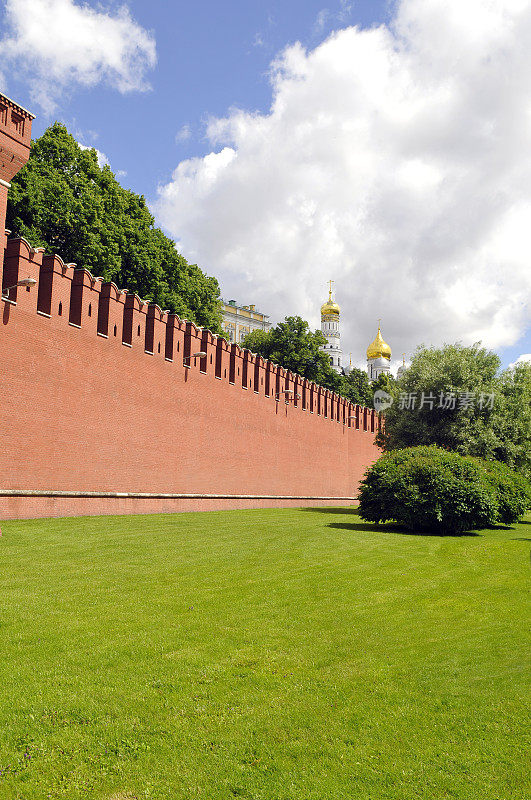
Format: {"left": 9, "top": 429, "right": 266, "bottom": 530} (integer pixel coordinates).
{"left": 358, "top": 446, "right": 506, "bottom": 534}
{"left": 476, "top": 458, "right": 531, "bottom": 525}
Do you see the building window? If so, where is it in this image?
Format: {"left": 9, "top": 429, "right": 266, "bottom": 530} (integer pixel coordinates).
{"left": 11, "top": 112, "right": 24, "bottom": 136}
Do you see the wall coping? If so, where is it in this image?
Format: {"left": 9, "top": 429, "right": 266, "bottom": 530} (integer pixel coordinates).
{"left": 0, "top": 92, "right": 36, "bottom": 119}
{"left": 0, "top": 489, "right": 356, "bottom": 500}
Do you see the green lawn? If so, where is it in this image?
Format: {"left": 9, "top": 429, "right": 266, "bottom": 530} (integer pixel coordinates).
{"left": 0, "top": 508, "right": 529, "bottom": 800}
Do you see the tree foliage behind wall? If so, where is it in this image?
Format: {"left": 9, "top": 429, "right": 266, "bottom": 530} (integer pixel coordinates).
{"left": 7, "top": 123, "right": 224, "bottom": 333}
{"left": 378, "top": 343, "right": 531, "bottom": 479}
{"left": 242, "top": 316, "right": 387, "bottom": 406}
{"left": 340, "top": 367, "right": 376, "bottom": 407}
{"left": 242, "top": 316, "right": 343, "bottom": 393}
{"left": 242, "top": 316, "right": 405, "bottom": 408}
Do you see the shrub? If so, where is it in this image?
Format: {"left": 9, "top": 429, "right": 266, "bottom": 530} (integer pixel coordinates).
{"left": 358, "top": 446, "right": 500, "bottom": 534}
{"left": 476, "top": 459, "right": 531, "bottom": 525}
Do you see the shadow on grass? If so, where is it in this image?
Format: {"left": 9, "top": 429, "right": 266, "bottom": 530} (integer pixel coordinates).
{"left": 326, "top": 521, "right": 480, "bottom": 537}
{"left": 305, "top": 507, "right": 529, "bottom": 537}
{"left": 486, "top": 523, "right": 517, "bottom": 531}
{"left": 303, "top": 506, "right": 358, "bottom": 514}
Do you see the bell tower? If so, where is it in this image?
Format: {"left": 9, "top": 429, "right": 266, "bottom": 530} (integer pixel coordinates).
{"left": 0, "top": 92, "right": 34, "bottom": 277}
{"left": 320, "top": 280, "right": 343, "bottom": 373}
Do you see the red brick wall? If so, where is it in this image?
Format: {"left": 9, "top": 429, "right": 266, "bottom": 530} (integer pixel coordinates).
{"left": 0, "top": 238, "right": 381, "bottom": 519}
{"left": 0, "top": 94, "right": 381, "bottom": 520}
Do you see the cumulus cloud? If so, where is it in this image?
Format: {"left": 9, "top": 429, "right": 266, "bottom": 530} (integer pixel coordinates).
{"left": 155, "top": 0, "right": 531, "bottom": 366}
{"left": 1, "top": 0, "right": 156, "bottom": 112}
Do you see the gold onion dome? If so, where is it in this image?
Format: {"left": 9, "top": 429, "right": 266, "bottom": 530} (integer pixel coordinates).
{"left": 367, "top": 325, "right": 391, "bottom": 360}
{"left": 321, "top": 289, "right": 340, "bottom": 317}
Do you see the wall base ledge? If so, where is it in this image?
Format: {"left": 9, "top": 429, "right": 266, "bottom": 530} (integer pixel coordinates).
{"left": 0, "top": 489, "right": 354, "bottom": 500}
{"left": 0, "top": 491, "right": 356, "bottom": 520}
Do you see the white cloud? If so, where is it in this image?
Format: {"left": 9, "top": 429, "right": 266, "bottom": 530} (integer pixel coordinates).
{"left": 155, "top": 0, "right": 531, "bottom": 364}
{"left": 509, "top": 353, "right": 531, "bottom": 368}
{"left": 175, "top": 124, "right": 192, "bottom": 143}
{"left": 1, "top": 0, "right": 156, "bottom": 112}
{"left": 314, "top": 9, "right": 330, "bottom": 34}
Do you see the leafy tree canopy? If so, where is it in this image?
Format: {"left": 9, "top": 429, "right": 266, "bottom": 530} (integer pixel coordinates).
{"left": 489, "top": 360, "right": 531, "bottom": 478}
{"left": 378, "top": 342, "right": 531, "bottom": 479}
{"left": 242, "top": 316, "right": 343, "bottom": 392}
{"left": 340, "top": 367, "right": 374, "bottom": 407}
{"left": 371, "top": 372, "right": 396, "bottom": 395}
{"left": 7, "top": 123, "right": 224, "bottom": 332}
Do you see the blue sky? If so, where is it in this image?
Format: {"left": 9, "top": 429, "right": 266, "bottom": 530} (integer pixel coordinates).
{"left": 1, "top": 0, "right": 530, "bottom": 370}
{"left": 15, "top": 0, "right": 391, "bottom": 194}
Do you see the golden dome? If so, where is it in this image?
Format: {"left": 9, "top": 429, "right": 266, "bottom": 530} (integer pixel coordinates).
{"left": 321, "top": 298, "right": 340, "bottom": 317}
{"left": 367, "top": 324, "right": 391, "bottom": 360}
{"left": 321, "top": 282, "right": 340, "bottom": 317}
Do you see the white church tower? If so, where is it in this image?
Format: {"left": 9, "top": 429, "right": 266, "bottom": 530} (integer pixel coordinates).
{"left": 397, "top": 354, "right": 407, "bottom": 380}
{"left": 321, "top": 281, "right": 343, "bottom": 374}
{"left": 366, "top": 322, "right": 392, "bottom": 380}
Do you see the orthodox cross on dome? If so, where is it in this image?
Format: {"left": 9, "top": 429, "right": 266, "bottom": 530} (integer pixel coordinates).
{"left": 328, "top": 279, "right": 335, "bottom": 300}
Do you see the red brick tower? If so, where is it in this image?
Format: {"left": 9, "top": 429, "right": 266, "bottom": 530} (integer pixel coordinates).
{"left": 0, "top": 92, "right": 34, "bottom": 276}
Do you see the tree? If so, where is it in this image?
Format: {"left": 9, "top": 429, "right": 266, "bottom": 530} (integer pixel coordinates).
{"left": 489, "top": 361, "right": 531, "bottom": 478}
{"left": 371, "top": 372, "right": 396, "bottom": 396}
{"left": 238, "top": 328, "right": 271, "bottom": 354}
{"left": 378, "top": 342, "right": 531, "bottom": 479}
{"left": 7, "top": 123, "right": 224, "bottom": 333}
{"left": 339, "top": 367, "right": 373, "bottom": 407}
{"left": 241, "top": 316, "right": 342, "bottom": 392}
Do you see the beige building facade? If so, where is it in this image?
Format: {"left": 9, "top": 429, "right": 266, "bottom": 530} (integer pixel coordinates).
{"left": 221, "top": 299, "right": 271, "bottom": 344}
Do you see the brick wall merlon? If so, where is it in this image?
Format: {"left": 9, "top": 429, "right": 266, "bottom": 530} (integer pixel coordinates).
{"left": 1, "top": 231, "right": 378, "bottom": 428}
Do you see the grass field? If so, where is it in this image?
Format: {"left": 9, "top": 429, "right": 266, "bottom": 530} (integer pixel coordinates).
{"left": 0, "top": 508, "right": 529, "bottom": 800}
